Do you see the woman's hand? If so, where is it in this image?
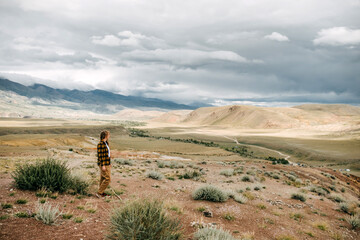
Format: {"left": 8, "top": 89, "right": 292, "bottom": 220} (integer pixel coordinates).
{"left": 102, "top": 165, "right": 106, "bottom": 171}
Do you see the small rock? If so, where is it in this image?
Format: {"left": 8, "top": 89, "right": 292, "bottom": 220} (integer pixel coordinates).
{"left": 203, "top": 210, "right": 213, "bottom": 218}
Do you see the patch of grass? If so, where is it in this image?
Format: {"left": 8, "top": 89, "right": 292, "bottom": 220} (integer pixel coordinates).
{"left": 314, "top": 222, "right": 328, "bottom": 231}
{"left": 291, "top": 193, "right": 306, "bottom": 202}
{"left": 39, "top": 199, "right": 46, "bottom": 204}
{"left": 108, "top": 199, "right": 182, "bottom": 240}
{"left": 242, "top": 191, "right": 255, "bottom": 201}
{"left": 197, "top": 206, "right": 206, "bottom": 212}
{"left": 15, "top": 199, "right": 27, "bottom": 204}
{"left": 0, "top": 214, "right": 10, "bottom": 220}
{"left": 1, "top": 203, "right": 13, "bottom": 209}
{"left": 192, "top": 185, "right": 228, "bottom": 202}
{"left": 193, "top": 227, "right": 237, "bottom": 240}
{"left": 35, "top": 202, "right": 62, "bottom": 225}
{"left": 275, "top": 235, "right": 296, "bottom": 240}
{"left": 304, "top": 232, "right": 315, "bottom": 237}
{"left": 257, "top": 204, "right": 266, "bottom": 210}
{"left": 14, "top": 212, "right": 31, "bottom": 218}
{"left": 223, "top": 212, "right": 235, "bottom": 221}
{"left": 73, "top": 216, "right": 83, "bottom": 223}
{"left": 62, "top": 213, "right": 73, "bottom": 219}
{"left": 290, "top": 213, "right": 304, "bottom": 222}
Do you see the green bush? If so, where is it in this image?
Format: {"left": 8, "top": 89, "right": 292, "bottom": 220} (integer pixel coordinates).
{"left": 193, "top": 227, "right": 237, "bottom": 240}
{"left": 35, "top": 202, "right": 62, "bottom": 225}
{"left": 291, "top": 193, "right": 306, "bottom": 202}
{"left": 192, "top": 185, "right": 228, "bottom": 202}
{"left": 108, "top": 199, "right": 182, "bottom": 240}
{"left": 12, "top": 158, "right": 88, "bottom": 194}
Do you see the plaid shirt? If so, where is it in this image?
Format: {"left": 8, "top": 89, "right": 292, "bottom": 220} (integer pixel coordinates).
{"left": 97, "top": 140, "right": 111, "bottom": 166}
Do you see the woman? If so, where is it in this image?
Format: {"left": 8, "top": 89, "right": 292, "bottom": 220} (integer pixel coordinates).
{"left": 96, "top": 130, "right": 111, "bottom": 197}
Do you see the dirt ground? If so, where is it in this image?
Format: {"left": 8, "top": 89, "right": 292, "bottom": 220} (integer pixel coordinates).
{"left": 0, "top": 125, "right": 359, "bottom": 240}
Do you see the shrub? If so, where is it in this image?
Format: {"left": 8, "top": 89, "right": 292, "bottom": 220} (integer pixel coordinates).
{"left": 291, "top": 193, "right": 306, "bottom": 202}
{"left": 241, "top": 175, "right": 251, "bottom": 182}
{"left": 329, "top": 194, "right": 344, "bottom": 203}
{"left": 309, "top": 185, "right": 329, "bottom": 196}
{"left": 234, "top": 194, "right": 248, "bottom": 204}
{"left": 108, "top": 199, "right": 182, "bottom": 240}
{"left": 192, "top": 185, "right": 228, "bottom": 202}
{"left": 181, "top": 170, "right": 201, "bottom": 180}
{"left": 35, "top": 202, "right": 62, "bottom": 225}
{"left": 12, "top": 158, "right": 87, "bottom": 194}
{"left": 146, "top": 171, "right": 164, "bottom": 180}
{"left": 114, "top": 158, "right": 134, "bottom": 166}
{"left": 346, "top": 214, "right": 360, "bottom": 229}
{"left": 220, "top": 169, "right": 234, "bottom": 177}
{"left": 339, "top": 202, "right": 350, "bottom": 214}
{"left": 69, "top": 172, "right": 89, "bottom": 195}
{"left": 193, "top": 227, "right": 237, "bottom": 240}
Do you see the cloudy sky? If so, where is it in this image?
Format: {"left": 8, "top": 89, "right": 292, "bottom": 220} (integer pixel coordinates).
{"left": 0, "top": 0, "right": 359, "bottom": 106}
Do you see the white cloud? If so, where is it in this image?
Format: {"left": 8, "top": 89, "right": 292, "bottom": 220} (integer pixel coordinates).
{"left": 91, "top": 35, "right": 123, "bottom": 47}
{"left": 91, "top": 31, "right": 166, "bottom": 48}
{"left": 264, "top": 32, "right": 289, "bottom": 42}
{"left": 313, "top": 27, "right": 360, "bottom": 46}
{"left": 121, "top": 48, "right": 260, "bottom": 66}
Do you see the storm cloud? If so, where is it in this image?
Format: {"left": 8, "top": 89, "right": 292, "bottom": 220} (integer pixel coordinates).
{"left": 0, "top": 0, "right": 359, "bottom": 106}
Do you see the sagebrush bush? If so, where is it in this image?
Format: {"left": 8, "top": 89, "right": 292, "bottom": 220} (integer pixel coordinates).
{"left": 192, "top": 185, "right": 228, "bottom": 202}
{"left": 181, "top": 170, "right": 201, "bottom": 179}
{"left": 146, "top": 171, "right": 164, "bottom": 180}
{"left": 193, "top": 227, "right": 237, "bottom": 240}
{"left": 12, "top": 158, "right": 88, "bottom": 194}
{"left": 35, "top": 202, "right": 62, "bottom": 225}
{"left": 108, "top": 199, "right": 182, "bottom": 240}
{"left": 220, "top": 169, "right": 234, "bottom": 177}
{"left": 114, "top": 158, "right": 134, "bottom": 166}
{"left": 234, "top": 194, "right": 248, "bottom": 204}
{"left": 339, "top": 202, "right": 349, "bottom": 214}
{"left": 291, "top": 193, "right": 306, "bottom": 202}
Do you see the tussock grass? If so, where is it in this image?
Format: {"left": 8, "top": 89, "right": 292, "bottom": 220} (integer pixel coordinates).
{"left": 192, "top": 185, "right": 228, "bottom": 202}
{"left": 108, "top": 199, "right": 182, "bottom": 240}
{"left": 193, "top": 227, "right": 237, "bottom": 240}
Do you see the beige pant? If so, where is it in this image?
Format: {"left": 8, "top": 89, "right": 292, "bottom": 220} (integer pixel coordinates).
{"left": 98, "top": 165, "right": 111, "bottom": 194}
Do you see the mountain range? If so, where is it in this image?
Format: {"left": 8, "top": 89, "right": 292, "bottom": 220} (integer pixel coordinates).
{"left": 0, "top": 77, "right": 198, "bottom": 115}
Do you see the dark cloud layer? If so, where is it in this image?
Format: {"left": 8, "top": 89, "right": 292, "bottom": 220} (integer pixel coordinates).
{"left": 0, "top": 0, "right": 359, "bottom": 106}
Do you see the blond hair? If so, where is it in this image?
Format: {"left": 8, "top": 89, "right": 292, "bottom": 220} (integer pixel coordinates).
{"left": 100, "top": 130, "right": 110, "bottom": 141}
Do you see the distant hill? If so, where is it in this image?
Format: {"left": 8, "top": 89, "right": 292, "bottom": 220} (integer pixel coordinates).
{"left": 153, "top": 104, "right": 360, "bottom": 130}
{"left": 0, "top": 77, "right": 195, "bottom": 113}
